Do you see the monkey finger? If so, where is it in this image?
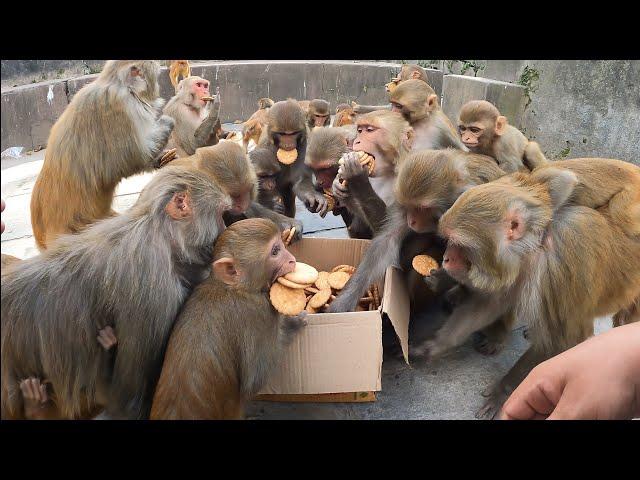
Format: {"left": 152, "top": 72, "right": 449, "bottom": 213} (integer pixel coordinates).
{"left": 19, "top": 379, "right": 35, "bottom": 400}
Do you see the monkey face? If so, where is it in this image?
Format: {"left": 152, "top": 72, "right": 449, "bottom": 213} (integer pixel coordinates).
{"left": 353, "top": 123, "right": 392, "bottom": 174}
{"left": 312, "top": 113, "right": 330, "bottom": 127}
{"left": 405, "top": 205, "right": 441, "bottom": 234}
{"left": 266, "top": 236, "right": 296, "bottom": 285}
{"left": 228, "top": 187, "right": 253, "bottom": 215}
{"left": 272, "top": 131, "right": 301, "bottom": 151}
{"left": 191, "top": 79, "right": 210, "bottom": 105}
{"left": 312, "top": 166, "right": 339, "bottom": 191}
{"left": 458, "top": 122, "right": 490, "bottom": 150}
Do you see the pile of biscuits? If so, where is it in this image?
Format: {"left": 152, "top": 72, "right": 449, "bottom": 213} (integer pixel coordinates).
{"left": 269, "top": 262, "right": 381, "bottom": 316}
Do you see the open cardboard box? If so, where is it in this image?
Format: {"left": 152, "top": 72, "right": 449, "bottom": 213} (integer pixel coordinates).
{"left": 255, "top": 237, "right": 410, "bottom": 403}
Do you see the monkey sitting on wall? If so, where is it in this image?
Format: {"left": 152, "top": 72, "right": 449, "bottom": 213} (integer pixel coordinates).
{"left": 457, "top": 100, "right": 547, "bottom": 173}
{"left": 163, "top": 76, "right": 222, "bottom": 158}
{"left": 306, "top": 99, "right": 331, "bottom": 128}
{"left": 168, "top": 60, "right": 191, "bottom": 90}
{"left": 2, "top": 165, "right": 231, "bottom": 420}
{"left": 150, "top": 218, "right": 307, "bottom": 420}
{"left": 333, "top": 103, "right": 357, "bottom": 127}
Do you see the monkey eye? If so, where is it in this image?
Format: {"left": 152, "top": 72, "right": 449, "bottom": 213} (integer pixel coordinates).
{"left": 271, "top": 244, "right": 280, "bottom": 256}
{"left": 469, "top": 127, "right": 481, "bottom": 134}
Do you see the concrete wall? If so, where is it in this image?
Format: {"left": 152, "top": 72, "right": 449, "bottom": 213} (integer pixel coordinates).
{"left": 1, "top": 60, "right": 443, "bottom": 152}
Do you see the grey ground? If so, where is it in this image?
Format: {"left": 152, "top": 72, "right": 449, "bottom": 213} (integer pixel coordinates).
{"left": 0, "top": 129, "right": 613, "bottom": 420}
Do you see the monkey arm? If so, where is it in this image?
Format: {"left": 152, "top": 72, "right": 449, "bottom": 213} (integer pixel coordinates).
{"left": 244, "top": 202, "right": 303, "bottom": 240}
{"left": 193, "top": 97, "right": 221, "bottom": 148}
{"left": 349, "top": 179, "right": 388, "bottom": 234}
{"left": 293, "top": 170, "right": 328, "bottom": 214}
{"left": 329, "top": 204, "right": 409, "bottom": 313}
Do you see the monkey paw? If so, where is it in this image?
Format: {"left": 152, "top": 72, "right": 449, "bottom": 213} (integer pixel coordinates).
{"left": 472, "top": 332, "right": 503, "bottom": 356}
{"left": 97, "top": 326, "right": 118, "bottom": 351}
{"left": 158, "top": 148, "right": 178, "bottom": 168}
{"left": 476, "top": 381, "right": 511, "bottom": 420}
{"left": 338, "top": 152, "right": 368, "bottom": 184}
{"left": 302, "top": 191, "right": 328, "bottom": 216}
{"left": 331, "top": 175, "right": 350, "bottom": 202}
{"left": 19, "top": 377, "right": 51, "bottom": 419}
{"left": 281, "top": 312, "right": 308, "bottom": 334}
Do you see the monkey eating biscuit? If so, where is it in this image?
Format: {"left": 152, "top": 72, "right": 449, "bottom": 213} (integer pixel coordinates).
{"left": 412, "top": 254, "right": 439, "bottom": 276}
{"left": 276, "top": 148, "right": 299, "bottom": 165}
{"left": 338, "top": 151, "right": 375, "bottom": 186}
{"left": 283, "top": 262, "right": 319, "bottom": 285}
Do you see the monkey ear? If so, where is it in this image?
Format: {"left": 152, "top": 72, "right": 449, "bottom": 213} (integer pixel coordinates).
{"left": 533, "top": 168, "right": 578, "bottom": 211}
{"left": 212, "top": 258, "right": 240, "bottom": 285}
{"left": 165, "top": 191, "right": 192, "bottom": 220}
{"left": 505, "top": 207, "right": 527, "bottom": 242}
{"left": 426, "top": 94, "right": 439, "bottom": 111}
{"left": 495, "top": 116, "right": 508, "bottom": 135}
{"left": 403, "top": 128, "right": 415, "bottom": 151}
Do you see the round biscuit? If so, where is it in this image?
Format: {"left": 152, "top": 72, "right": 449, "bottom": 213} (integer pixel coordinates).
{"left": 412, "top": 255, "right": 439, "bottom": 276}
{"left": 277, "top": 148, "right": 298, "bottom": 165}
{"left": 270, "top": 282, "right": 307, "bottom": 315}
{"left": 315, "top": 271, "right": 331, "bottom": 290}
{"left": 277, "top": 276, "right": 312, "bottom": 289}
{"left": 284, "top": 262, "right": 319, "bottom": 285}
{"left": 328, "top": 271, "right": 350, "bottom": 290}
{"left": 309, "top": 288, "right": 332, "bottom": 309}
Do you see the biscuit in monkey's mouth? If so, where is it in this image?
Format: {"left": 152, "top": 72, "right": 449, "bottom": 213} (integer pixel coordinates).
{"left": 338, "top": 151, "right": 376, "bottom": 186}
{"left": 277, "top": 148, "right": 298, "bottom": 165}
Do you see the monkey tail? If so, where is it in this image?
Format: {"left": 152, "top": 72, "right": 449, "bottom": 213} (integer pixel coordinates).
{"left": 523, "top": 141, "right": 549, "bottom": 171}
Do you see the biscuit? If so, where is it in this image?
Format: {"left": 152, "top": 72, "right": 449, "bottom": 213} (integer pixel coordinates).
{"left": 315, "top": 271, "right": 331, "bottom": 290}
{"left": 331, "top": 264, "right": 356, "bottom": 275}
{"left": 270, "top": 282, "right": 307, "bottom": 315}
{"left": 309, "top": 288, "right": 332, "bottom": 309}
{"left": 277, "top": 277, "right": 312, "bottom": 289}
{"left": 276, "top": 148, "right": 298, "bottom": 165}
{"left": 412, "top": 255, "right": 439, "bottom": 276}
{"left": 328, "top": 271, "right": 350, "bottom": 290}
{"left": 284, "top": 262, "right": 319, "bottom": 285}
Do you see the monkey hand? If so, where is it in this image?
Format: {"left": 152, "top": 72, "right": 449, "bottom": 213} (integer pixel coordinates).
{"left": 19, "top": 377, "right": 51, "bottom": 419}
{"left": 280, "top": 219, "right": 303, "bottom": 244}
{"left": 279, "top": 312, "right": 308, "bottom": 345}
{"left": 423, "top": 268, "right": 448, "bottom": 293}
{"left": 338, "top": 152, "right": 369, "bottom": 186}
{"left": 500, "top": 323, "right": 640, "bottom": 420}
{"left": 351, "top": 101, "right": 361, "bottom": 113}
{"left": 97, "top": 326, "right": 118, "bottom": 351}
{"left": 301, "top": 190, "right": 329, "bottom": 216}
{"left": 331, "top": 174, "right": 351, "bottom": 202}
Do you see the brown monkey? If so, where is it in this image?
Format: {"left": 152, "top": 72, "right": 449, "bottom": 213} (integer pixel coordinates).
{"left": 331, "top": 110, "right": 414, "bottom": 235}
{"left": 150, "top": 218, "right": 307, "bottom": 419}
{"left": 258, "top": 99, "right": 327, "bottom": 217}
{"left": 2, "top": 165, "right": 230, "bottom": 420}
{"left": 249, "top": 147, "right": 285, "bottom": 215}
{"left": 172, "top": 142, "right": 302, "bottom": 236}
{"left": 168, "top": 60, "right": 191, "bottom": 90}
{"left": 306, "top": 125, "right": 372, "bottom": 238}
{"left": 329, "top": 148, "right": 506, "bottom": 329}
{"left": 163, "top": 76, "right": 222, "bottom": 157}
{"left": 526, "top": 158, "right": 640, "bottom": 238}
{"left": 458, "top": 100, "right": 548, "bottom": 173}
{"left": 389, "top": 79, "right": 465, "bottom": 151}
{"left": 352, "top": 64, "right": 432, "bottom": 114}
{"left": 438, "top": 168, "right": 640, "bottom": 419}
{"left": 257, "top": 97, "right": 275, "bottom": 109}
{"left": 307, "top": 99, "right": 331, "bottom": 128}
{"left": 297, "top": 100, "right": 311, "bottom": 114}
{"left": 242, "top": 98, "right": 275, "bottom": 152}
{"left": 30, "top": 60, "right": 176, "bottom": 251}
{"left": 333, "top": 104, "right": 357, "bottom": 127}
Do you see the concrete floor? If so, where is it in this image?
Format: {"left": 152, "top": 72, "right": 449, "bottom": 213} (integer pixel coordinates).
{"left": 0, "top": 138, "right": 613, "bottom": 420}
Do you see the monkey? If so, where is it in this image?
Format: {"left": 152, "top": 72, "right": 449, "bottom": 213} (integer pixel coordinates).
{"left": 257, "top": 99, "right": 328, "bottom": 218}
{"left": 305, "top": 125, "right": 372, "bottom": 238}
{"left": 30, "top": 60, "right": 176, "bottom": 251}
{"left": 329, "top": 149, "right": 509, "bottom": 357}
{"left": 331, "top": 110, "right": 414, "bottom": 235}
{"left": 242, "top": 98, "right": 275, "bottom": 152}
{"left": 150, "top": 218, "right": 307, "bottom": 419}
{"left": 306, "top": 99, "right": 331, "bottom": 128}
{"left": 525, "top": 158, "right": 640, "bottom": 238}
{"left": 333, "top": 104, "right": 357, "bottom": 127}
{"left": 352, "top": 64, "right": 432, "bottom": 114}
{"left": 437, "top": 167, "right": 640, "bottom": 419}
{"left": 2, "top": 165, "right": 231, "bottom": 420}
{"left": 249, "top": 147, "right": 286, "bottom": 215}
{"left": 168, "top": 60, "right": 191, "bottom": 90}
{"left": 389, "top": 79, "right": 466, "bottom": 151}
{"left": 297, "top": 100, "right": 311, "bottom": 114}
{"left": 171, "top": 142, "right": 302, "bottom": 237}
{"left": 163, "top": 76, "right": 222, "bottom": 158}
{"left": 458, "top": 100, "right": 548, "bottom": 173}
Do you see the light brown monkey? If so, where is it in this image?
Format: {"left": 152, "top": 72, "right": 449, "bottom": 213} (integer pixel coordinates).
{"left": 333, "top": 104, "right": 357, "bottom": 127}
{"left": 150, "top": 218, "right": 306, "bottom": 419}
{"left": 30, "top": 60, "right": 176, "bottom": 251}
{"left": 331, "top": 110, "right": 414, "bottom": 235}
{"left": 249, "top": 146, "right": 285, "bottom": 215}
{"left": 352, "top": 63, "right": 432, "bottom": 114}
{"left": 258, "top": 99, "right": 327, "bottom": 218}
{"left": 163, "top": 76, "right": 221, "bottom": 157}
{"left": 242, "top": 98, "right": 275, "bottom": 152}
{"left": 257, "top": 97, "right": 275, "bottom": 109}
{"left": 2, "top": 166, "right": 231, "bottom": 420}
{"left": 389, "top": 79, "right": 465, "bottom": 151}
{"left": 330, "top": 148, "right": 504, "bottom": 320}
{"left": 297, "top": 100, "right": 311, "bottom": 114}
{"left": 458, "top": 100, "right": 548, "bottom": 173}
{"left": 168, "top": 60, "right": 191, "bottom": 90}
{"left": 306, "top": 99, "right": 331, "bottom": 128}
{"left": 438, "top": 167, "right": 640, "bottom": 419}
{"left": 527, "top": 158, "right": 640, "bottom": 238}
{"left": 172, "top": 142, "right": 302, "bottom": 236}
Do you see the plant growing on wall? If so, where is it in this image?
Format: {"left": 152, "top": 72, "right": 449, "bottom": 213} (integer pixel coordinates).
{"left": 517, "top": 65, "right": 540, "bottom": 108}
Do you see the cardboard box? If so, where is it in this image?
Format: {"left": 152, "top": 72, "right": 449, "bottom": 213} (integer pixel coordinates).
{"left": 256, "top": 237, "right": 410, "bottom": 403}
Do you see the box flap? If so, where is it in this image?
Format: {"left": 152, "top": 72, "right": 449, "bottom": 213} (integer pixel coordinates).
{"left": 382, "top": 266, "right": 410, "bottom": 365}
{"left": 259, "top": 311, "right": 383, "bottom": 394}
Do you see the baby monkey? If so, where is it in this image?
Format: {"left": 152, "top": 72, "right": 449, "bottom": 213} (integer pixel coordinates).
{"left": 150, "top": 218, "right": 307, "bottom": 420}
